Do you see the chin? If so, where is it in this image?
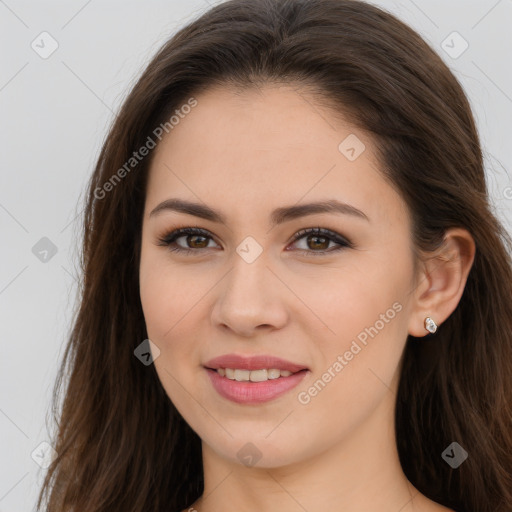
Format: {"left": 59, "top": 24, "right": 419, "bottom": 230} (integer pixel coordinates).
{"left": 198, "top": 428, "right": 317, "bottom": 469}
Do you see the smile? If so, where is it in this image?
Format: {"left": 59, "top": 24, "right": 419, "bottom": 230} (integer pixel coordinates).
{"left": 203, "top": 353, "right": 310, "bottom": 404}
{"left": 215, "top": 367, "right": 295, "bottom": 381}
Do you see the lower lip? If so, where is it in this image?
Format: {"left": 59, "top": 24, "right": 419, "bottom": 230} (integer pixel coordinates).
{"left": 205, "top": 368, "right": 308, "bottom": 404}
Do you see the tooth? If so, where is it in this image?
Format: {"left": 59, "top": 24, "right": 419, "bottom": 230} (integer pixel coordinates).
{"left": 219, "top": 368, "right": 297, "bottom": 381}
{"left": 234, "top": 369, "right": 250, "bottom": 381}
{"left": 267, "top": 369, "right": 281, "bottom": 379}
{"left": 249, "top": 369, "right": 268, "bottom": 382}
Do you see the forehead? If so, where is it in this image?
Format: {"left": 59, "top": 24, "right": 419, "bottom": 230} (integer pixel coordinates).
{"left": 153, "top": 83, "right": 368, "bottom": 167}
{"left": 145, "top": 84, "right": 407, "bottom": 228}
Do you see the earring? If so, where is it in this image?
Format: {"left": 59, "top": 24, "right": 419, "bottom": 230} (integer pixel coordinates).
{"left": 424, "top": 317, "right": 438, "bottom": 334}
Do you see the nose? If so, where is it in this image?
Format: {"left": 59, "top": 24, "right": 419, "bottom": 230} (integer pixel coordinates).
{"left": 210, "top": 252, "right": 289, "bottom": 338}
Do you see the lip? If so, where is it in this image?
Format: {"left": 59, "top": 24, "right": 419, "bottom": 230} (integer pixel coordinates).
{"left": 203, "top": 353, "right": 310, "bottom": 405}
{"left": 203, "top": 354, "right": 309, "bottom": 373}
{"left": 205, "top": 367, "right": 309, "bottom": 404}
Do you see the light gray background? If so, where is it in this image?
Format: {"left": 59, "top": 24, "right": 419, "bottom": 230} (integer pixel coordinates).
{"left": 1, "top": 0, "right": 511, "bottom": 510}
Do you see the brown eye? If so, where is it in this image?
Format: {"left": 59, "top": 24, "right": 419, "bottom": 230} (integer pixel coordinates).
{"left": 186, "top": 234, "right": 209, "bottom": 249}
{"left": 157, "top": 227, "right": 218, "bottom": 254}
{"left": 304, "top": 234, "right": 330, "bottom": 251}
{"left": 289, "top": 227, "right": 352, "bottom": 256}
{"left": 158, "top": 226, "right": 352, "bottom": 257}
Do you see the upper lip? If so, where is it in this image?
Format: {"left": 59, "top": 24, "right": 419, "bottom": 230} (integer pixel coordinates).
{"left": 203, "top": 354, "right": 309, "bottom": 373}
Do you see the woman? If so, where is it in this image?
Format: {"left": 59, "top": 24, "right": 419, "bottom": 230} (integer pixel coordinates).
{"left": 37, "top": 0, "right": 512, "bottom": 511}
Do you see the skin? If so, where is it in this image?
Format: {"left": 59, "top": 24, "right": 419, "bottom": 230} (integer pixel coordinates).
{"left": 139, "top": 84, "right": 475, "bottom": 512}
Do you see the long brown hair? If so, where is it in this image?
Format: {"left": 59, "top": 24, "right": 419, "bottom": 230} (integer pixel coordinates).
{"left": 37, "top": 1, "right": 512, "bottom": 511}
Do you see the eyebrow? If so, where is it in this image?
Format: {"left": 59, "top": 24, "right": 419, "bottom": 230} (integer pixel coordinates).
{"left": 149, "top": 198, "right": 369, "bottom": 225}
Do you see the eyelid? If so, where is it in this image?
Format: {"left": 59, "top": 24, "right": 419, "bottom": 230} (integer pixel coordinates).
{"left": 289, "top": 227, "right": 353, "bottom": 249}
{"left": 157, "top": 225, "right": 353, "bottom": 255}
{"left": 157, "top": 226, "right": 219, "bottom": 251}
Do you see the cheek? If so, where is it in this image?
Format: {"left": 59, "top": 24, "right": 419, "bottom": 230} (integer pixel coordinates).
{"left": 139, "top": 252, "right": 202, "bottom": 406}
{"left": 301, "top": 253, "right": 412, "bottom": 402}
{"left": 302, "top": 256, "right": 409, "bottom": 348}
{"left": 291, "top": 291, "right": 408, "bottom": 449}
{"left": 139, "top": 257, "right": 171, "bottom": 338}
{"left": 139, "top": 244, "right": 196, "bottom": 332}
{"left": 139, "top": 249, "right": 214, "bottom": 374}
{"left": 139, "top": 248, "right": 191, "bottom": 359}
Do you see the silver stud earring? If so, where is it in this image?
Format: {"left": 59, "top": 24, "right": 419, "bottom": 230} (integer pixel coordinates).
{"left": 424, "top": 317, "right": 438, "bottom": 334}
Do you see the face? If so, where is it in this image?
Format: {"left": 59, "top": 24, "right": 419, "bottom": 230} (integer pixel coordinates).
{"left": 139, "top": 84, "right": 419, "bottom": 468}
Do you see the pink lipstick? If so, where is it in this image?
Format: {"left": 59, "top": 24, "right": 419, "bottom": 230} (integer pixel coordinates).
{"left": 203, "top": 354, "right": 309, "bottom": 404}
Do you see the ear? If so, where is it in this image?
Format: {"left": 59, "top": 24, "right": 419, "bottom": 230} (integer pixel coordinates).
{"left": 407, "top": 228, "right": 476, "bottom": 337}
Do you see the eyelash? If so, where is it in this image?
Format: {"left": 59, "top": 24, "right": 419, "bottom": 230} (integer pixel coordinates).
{"left": 157, "top": 226, "right": 353, "bottom": 257}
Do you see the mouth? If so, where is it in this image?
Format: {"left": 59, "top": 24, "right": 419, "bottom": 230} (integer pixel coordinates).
{"left": 203, "top": 354, "right": 309, "bottom": 404}
{"left": 203, "top": 353, "right": 309, "bottom": 374}
{"left": 205, "top": 367, "right": 307, "bottom": 382}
